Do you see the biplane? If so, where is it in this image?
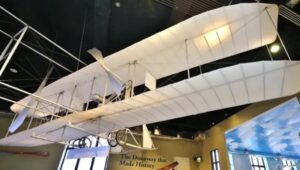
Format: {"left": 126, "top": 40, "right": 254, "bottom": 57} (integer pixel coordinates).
{"left": 0, "top": 3, "right": 300, "bottom": 156}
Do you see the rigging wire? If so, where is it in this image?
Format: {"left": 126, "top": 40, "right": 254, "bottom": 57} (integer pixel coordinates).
{"left": 74, "top": 9, "right": 87, "bottom": 85}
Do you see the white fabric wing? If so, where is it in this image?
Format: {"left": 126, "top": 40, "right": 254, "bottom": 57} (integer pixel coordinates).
{"left": 10, "top": 3, "right": 279, "bottom": 118}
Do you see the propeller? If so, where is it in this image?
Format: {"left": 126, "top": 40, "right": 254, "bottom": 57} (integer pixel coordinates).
{"left": 0, "top": 149, "right": 49, "bottom": 157}
{"left": 157, "top": 161, "right": 179, "bottom": 170}
{"left": 8, "top": 67, "right": 54, "bottom": 133}
{"left": 87, "top": 48, "right": 123, "bottom": 96}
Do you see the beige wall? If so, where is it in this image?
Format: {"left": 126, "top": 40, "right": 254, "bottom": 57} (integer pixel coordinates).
{"left": 199, "top": 94, "right": 298, "bottom": 170}
{"left": 107, "top": 137, "right": 202, "bottom": 170}
{"left": 0, "top": 116, "right": 64, "bottom": 170}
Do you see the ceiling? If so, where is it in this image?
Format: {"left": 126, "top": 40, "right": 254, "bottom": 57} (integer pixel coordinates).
{"left": 0, "top": 0, "right": 299, "bottom": 139}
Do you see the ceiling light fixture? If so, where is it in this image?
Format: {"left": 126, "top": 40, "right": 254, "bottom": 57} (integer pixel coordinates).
{"left": 270, "top": 44, "right": 280, "bottom": 53}
{"left": 154, "top": 127, "right": 160, "bottom": 135}
{"left": 115, "top": 2, "right": 121, "bottom": 7}
{"left": 9, "top": 68, "right": 18, "bottom": 74}
{"left": 194, "top": 156, "right": 202, "bottom": 163}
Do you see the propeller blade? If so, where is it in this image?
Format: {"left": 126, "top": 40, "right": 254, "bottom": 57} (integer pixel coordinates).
{"left": 88, "top": 48, "right": 124, "bottom": 95}
{"left": 157, "top": 161, "right": 179, "bottom": 170}
{"left": 0, "top": 149, "right": 49, "bottom": 157}
{"left": 8, "top": 107, "right": 30, "bottom": 133}
{"left": 8, "top": 67, "right": 54, "bottom": 133}
{"left": 107, "top": 71, "right": 123, "bottom": 96}
{"left": 87, "top": 48, "right": 107, "bottom": 70}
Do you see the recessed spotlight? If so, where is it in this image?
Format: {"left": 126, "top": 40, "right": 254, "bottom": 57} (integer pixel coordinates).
{"left": 212, "top": 122, "right": 215, "bottom": 125}
{"left": 154, "top": 127, "right": 160, "bottom": 135}
{"left": 194, "top": 156, "right": 202, "bottom": 163}
{"left": 9, "top": 68, "right": 18, "bottom": 74}
{"left": 270, "top": 44, "right": 280, "bottom": 53}
{"left": 115, "top": 2, "right": 121, "bottom": 7}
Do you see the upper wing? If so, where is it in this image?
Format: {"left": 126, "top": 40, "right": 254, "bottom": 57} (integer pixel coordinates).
{"left": 1, "top": 60, "right": 300, "bottom": 147}
{"left": 10, "top": 3, "right": 279, "bottom": 117}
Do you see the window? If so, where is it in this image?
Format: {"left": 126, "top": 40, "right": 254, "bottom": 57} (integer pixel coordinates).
{"left": 282, "top": 159, "right": 297, "bottom": 170}
{"left": 58, "top": 136, "right": 109, "bottom": 170}
{"left": 249, "top": 155, "right": 268, "bottom": 170}
{"left": 211, "top": 149, "right": 220, "bottom": 170}
{"left": 228, "top": 153, "right": 235, "bottom": 170}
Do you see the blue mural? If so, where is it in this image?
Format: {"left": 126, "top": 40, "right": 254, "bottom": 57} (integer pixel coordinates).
{"left": 225, "top": 97, "right": 300, "bottom": 159}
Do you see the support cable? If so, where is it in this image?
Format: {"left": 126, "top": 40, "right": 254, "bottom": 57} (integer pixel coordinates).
{"left": 0, "top": 5, "right": 88, "bottom": 65}
{"left": 266, "top": 7, "right": 292, "bottom": 61}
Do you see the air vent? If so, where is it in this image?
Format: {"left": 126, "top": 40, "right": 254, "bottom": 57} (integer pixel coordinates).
{"left": 279, "top": 5, "right": 300, "bottom": 27}
{"left": 155, "top": 0, "right": 224, "bottom": 16}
